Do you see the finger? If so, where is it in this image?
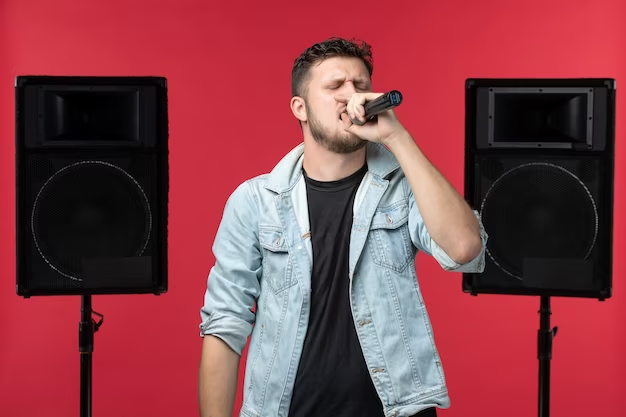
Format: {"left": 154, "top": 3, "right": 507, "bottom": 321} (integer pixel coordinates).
{"left": 340, "top": 112, "right": 355, "bottom": 130}
{"left": 346, "top": 96, "right": 356, "bottom": 121}
{"left": 346, "top": 104, "right": 360, "bottom": 124}
{"left": 353, "top": 92, "right": 384, "bottom": 106}
{"left": 352, "top": 92, "right": 384, "bottom": 121}
{"left": 350, "top": 113, "right": 365, "bottom": 126}
{"left": 341, "top": 112, "right": 363, "bottom": 132}
{"left": 351, "top": 100, "right": 365, "bottom": 121}
{"left": 349, "top": 98, "right": 366, "bottom": 122}
{"left": 361, "top": 92, "right": 384, "bottom": 101}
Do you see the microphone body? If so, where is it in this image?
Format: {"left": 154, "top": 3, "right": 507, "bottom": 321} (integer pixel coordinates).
{"left": 349, "top": 90, "right": 403, "bottom": 126}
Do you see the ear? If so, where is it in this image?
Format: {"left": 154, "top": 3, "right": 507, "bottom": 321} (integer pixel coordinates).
{"left": 290, "top": 96, "right": 307, "bottom": 123}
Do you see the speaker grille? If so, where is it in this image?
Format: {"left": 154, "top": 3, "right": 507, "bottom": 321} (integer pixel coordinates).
{"left": 31, "top": 160, "right": 152, "bottom": 281}
{"left": 465, "top": 155, "right": 610, "bottom": 298}
{"left": 480, "top": 162, "right": 598, "bottom": 280}
{"left": 19, "top": 152, "right": 163, "bottom": 294}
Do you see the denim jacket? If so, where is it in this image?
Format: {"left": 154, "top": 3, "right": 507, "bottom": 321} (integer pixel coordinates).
{"left": 200, "top": 142, "right": 488, "bottom": 417}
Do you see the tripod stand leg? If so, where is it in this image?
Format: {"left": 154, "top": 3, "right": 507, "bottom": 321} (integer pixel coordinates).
{"left": 80, "top": 295, "right": 94, "bottom": 417}
{"left": 538, "top": 296, "right": 558, "bottom": 417}
{"left": 79, "top": 295, "right": 104, "bottom": 417}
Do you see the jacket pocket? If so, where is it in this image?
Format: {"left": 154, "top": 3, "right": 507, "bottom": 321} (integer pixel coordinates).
{"left": 367, "top": 202, "right": 414, "bottom": 273}
{"left": 259, "top": 226, "right": 295, "bottom": 295}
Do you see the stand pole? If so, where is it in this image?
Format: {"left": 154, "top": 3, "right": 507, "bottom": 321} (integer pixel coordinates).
{"left": 538, "top": 296, "right": 558, "bottom": 417}
{"left": 79, "top": 295, "right": 103, "bottom": 417}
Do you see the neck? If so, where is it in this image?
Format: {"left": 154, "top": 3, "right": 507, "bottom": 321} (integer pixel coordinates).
{"left": 302, "top": 139, "right": 367, "bottom": 182}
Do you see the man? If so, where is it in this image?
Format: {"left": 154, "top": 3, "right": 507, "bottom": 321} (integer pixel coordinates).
{"left": 198, "top": 37, "right": 487, "bottom": 417}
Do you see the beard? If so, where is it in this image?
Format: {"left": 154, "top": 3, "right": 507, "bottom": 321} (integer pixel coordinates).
{"left": 307, "top": 108, "right": 367, "bottom": 154}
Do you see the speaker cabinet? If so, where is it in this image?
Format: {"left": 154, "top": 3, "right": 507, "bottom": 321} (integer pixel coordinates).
{"left": 463, "top": 78, "right": 615, "bottom": 300}
{"left": 15, "top": 76, "right": 169, "bottom": 297}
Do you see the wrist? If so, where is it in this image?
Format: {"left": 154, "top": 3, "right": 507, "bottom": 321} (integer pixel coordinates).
{"left": 383, "top": 129, "right": 415, "bottom": 152}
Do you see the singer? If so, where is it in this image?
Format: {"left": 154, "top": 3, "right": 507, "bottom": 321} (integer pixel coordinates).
{"left": 198, "top": 37, "right": 488, "bottom": 417}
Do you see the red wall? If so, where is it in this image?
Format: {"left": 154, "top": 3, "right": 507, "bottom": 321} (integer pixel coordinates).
{"left": 1, "top": 1, "right": 624, "bottom": 416}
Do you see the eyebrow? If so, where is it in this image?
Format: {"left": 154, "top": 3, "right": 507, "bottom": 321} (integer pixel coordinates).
{"left": 324, "top": 75, "right": 370, "bottom": 85}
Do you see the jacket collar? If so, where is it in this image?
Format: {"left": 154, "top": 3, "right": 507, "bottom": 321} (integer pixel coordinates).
{"left": 263, "top": 141, "right": 401, "bottom": 194}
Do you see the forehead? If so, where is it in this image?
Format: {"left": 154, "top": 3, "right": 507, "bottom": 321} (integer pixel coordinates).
{"left": 310, "top": 56, "right": 371, "bottom": 84}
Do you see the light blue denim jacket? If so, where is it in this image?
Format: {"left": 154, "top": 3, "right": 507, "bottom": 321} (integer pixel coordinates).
{"left": 200, "top": 142, "right": 488, "bottom": 417}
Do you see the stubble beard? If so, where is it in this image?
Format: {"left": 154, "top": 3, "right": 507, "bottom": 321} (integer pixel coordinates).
{"left": 307, "top": 109, "right": 366, "bottom": 155}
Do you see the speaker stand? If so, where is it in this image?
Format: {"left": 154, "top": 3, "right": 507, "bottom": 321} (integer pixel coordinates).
{"left": 538, "top": 295, "right": 558, "bottom": 417}
{"left": 79, "top": 295, "right": 104, "bottom": 417}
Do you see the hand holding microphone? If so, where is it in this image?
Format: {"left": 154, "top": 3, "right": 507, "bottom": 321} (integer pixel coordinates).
{"left": 347, "top": 90, "right": 403, "bottom": 126}
{"left": 340, "top": 90, "right": 407, "bottom": 145}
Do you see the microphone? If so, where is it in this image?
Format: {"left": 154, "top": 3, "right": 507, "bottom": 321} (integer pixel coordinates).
{"left": 348, "top": 90, "right": 403, "bottom": 126}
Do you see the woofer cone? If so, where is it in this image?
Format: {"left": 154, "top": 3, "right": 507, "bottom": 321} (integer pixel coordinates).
{"left": 480, "top": 162, "right": 598, "bottom": 280}
{"left": 31, "top": 161, "right": 152, "bottom": 281}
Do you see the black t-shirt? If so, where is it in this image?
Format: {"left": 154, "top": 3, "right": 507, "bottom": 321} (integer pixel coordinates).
{"left": 288, "top": 163, "right": 385, "bottom": 417}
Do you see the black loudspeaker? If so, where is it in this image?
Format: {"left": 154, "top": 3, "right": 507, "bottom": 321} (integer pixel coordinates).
{"left": 15, "top": 76, "right": 169, "bottom": 417}
{"left": 15, "top": 76, "right": 169, "bottom": 298}
{"left": 463, "top": 78, "right": 615, "bottom": 417}
{"left": 464, "top": 78, "right": 615, "bottom": 301}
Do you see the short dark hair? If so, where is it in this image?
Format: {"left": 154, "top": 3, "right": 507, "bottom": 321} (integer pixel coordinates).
{"left": 291, "top": 37, "right": 374, "bottom": 98}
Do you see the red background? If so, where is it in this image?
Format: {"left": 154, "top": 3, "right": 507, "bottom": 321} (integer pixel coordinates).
{"left": 1, "top": 1, "right": 624, "bottom": 416}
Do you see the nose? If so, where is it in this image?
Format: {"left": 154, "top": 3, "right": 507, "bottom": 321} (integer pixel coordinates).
{"left": 335, "top": 81, "right": 357, "bottom": 103}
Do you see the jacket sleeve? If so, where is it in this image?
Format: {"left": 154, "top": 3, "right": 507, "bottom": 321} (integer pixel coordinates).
{"left": 406, "top": 179, "right": 489, "bottom": 273}
{"left": 199, "top": 181, "right": 262, "bottom": 355}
